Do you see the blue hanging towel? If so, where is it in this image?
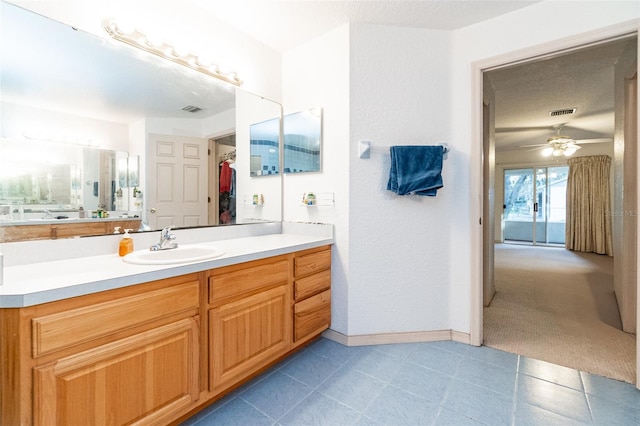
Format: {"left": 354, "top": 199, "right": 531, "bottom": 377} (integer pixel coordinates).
{"left": 387, "top": 145, "right": 444, "bottom": 196}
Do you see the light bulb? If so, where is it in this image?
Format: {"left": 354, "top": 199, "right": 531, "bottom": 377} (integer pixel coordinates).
{"left": 542, "top": 147, "right": 554, "bottom": 157}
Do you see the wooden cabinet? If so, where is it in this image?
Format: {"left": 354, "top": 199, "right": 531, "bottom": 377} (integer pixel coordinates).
{"left": 0, "top": 245, "right": 332, "bottom": 425}
{"left": 1, "top": 274, "right": 201, "bottom": 426}
{"left": 208, "top": 256, "right": 292, "bottom": 395}
{"left": 293, "top": 247, "right": 332, "bottom": 347}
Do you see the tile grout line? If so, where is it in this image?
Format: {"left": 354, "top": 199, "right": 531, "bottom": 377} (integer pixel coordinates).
{"left": 510, "top": 354, "right": 522, "bottom": 426}
{"left": 580, "top": 371, "right": 597, "bottom": 425}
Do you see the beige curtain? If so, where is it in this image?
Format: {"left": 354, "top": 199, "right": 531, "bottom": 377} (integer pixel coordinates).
{"left": 565, "top": 155, "right": 613, "bottom": 255}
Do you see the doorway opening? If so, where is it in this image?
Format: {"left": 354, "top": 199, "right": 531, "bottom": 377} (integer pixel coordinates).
{"left": 478, "top": 33, "right": 638, "bottom": 384}
{"left": 209, "top": 134, "right": 236, "bottom": 226}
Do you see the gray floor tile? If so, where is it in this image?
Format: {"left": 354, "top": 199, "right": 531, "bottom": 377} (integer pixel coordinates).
{"left": 240, "top": 371, "right": 314, "bottom": 420}
{"left": 279, "top": 391, "right": 361, "bottom": 425}
{"left": 364, "top": 385, "right": 439, "bottom": 425}
{"left": 344, "top": 347, "right": 406, "bottom": 382}
{"left": 519, "top": 357, "right": 584, "bottom": 391}
{"left": 514, "top": 401, "right": 591, "bottom": 426}
{"left": 390, "top": 363, "right": 453, "bottom": 404}
{"left": 354, "top": 416, "right": 384, "bottom": 425}
{"left": 465, "top": 344, "right": 519, "bottom": 371}
{"left": 192, "top": 397, "right": 274, "bottom": 425}
{"left": 517, "top": 375, "right": 591, "bottom": 423}
{"left": 442, "top": 378, "right": 514, "bottom": 426}
{"left": 456, "top": 357, "right": 517, "bottom": 397}
{"left": 280, "top": 350, "right": 341, "bottom": 387}
{"left": 582, "top": 371, "right": 640, "bottom": 408}
{"left": 434, "top": 408, "right": 487, "bottom": 426}
{"left": 307, "top": 338, "right": 363, "bottom": 365}
{"left": 407, "top": 344, "right": 464, "bottom": 376}
{"left": 317, "top": 365, "right": 386, "bottom": 412}
{"left": 588, "top": 394, "right": 640, "bottom": 426}
{"left": 181, "top": 338, "right": 638, "bottom": 426}
{"left": 425, "top": 340, "right": 471, "bottom": 356}
{"left": 372, "top": 342, "right": 420, "bottom": 359}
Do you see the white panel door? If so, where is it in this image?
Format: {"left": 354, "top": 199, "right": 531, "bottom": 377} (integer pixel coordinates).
{"left": 147, "top": 134, "right": 208, "bottom": 230}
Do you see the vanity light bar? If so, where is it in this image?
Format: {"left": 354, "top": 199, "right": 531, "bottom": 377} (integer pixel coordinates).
{"left": 23, "top": 130, "right": 100, "bottom": 147}
{"left": 102, "top": 18, "right": 242, "bottom": 87}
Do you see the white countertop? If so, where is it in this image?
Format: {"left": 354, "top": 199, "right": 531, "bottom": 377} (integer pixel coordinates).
{"left": 0, "top": 232, "right": 333, "bottom": 308}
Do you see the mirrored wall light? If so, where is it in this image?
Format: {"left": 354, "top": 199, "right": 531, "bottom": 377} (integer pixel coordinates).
{"left": 102, "top": 18, "right": 242, "bottom": 87}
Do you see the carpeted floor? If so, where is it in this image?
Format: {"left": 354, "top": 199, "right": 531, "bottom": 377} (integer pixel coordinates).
{"left": 484, "top": 243, "right": 636, "bottom": 384}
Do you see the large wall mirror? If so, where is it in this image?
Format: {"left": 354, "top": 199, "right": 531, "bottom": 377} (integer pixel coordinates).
{"left": 0, "top": 0, "right": 282, "bottom": 241}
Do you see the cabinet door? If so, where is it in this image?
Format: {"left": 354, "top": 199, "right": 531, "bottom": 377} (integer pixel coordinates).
{"left": 210, "top": 285, "right": 291, "bottom": 393}
{"left": 33, "top": 318, "right": 199, "bottom": 426}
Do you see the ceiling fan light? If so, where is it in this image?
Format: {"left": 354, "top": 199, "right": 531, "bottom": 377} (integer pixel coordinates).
{"left": 542, "top": 147, "right": 554, "bottom": 157}
{"left": 564, "top": 146, "right": 577, "bottom": 156}
{"left": 552, "top": 148, "right": 564, "bottom": 157}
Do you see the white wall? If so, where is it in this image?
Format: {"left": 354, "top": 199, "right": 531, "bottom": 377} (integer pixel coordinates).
{"left": 283, "top": 23, "right": 453, "bottom": 336}
{"left": 282, "top": 25, "right": 351, "bottom": 334}
{"left": 348, "top": 24, "right": 453, "bottom": 335}
{"left": 614, "top": 39, "right": 638, "bottom": 333}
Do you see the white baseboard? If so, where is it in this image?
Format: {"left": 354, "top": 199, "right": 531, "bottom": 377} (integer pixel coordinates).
{"left": 321, "top": 329, "right": 472, "bottom": 347}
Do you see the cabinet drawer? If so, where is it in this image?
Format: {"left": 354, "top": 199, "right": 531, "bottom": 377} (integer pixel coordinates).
{"left": 32, "top": 280, "right": 199, "bottom": 357}
{"left": 295, "top": 248, "right": 331, "bottom": 278}
{"left": 209, "top": 257, "right": 289, "bottom": 305}
{"left": 295, "top": 269, "right": 331, "bottom": 301}
{"left": 294, "top": 289, "right": 331, "bottom": 342}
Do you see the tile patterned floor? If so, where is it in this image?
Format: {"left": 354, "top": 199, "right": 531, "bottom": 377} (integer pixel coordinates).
{"left": 182, "top": 338, "right": 640, "bottom": 426}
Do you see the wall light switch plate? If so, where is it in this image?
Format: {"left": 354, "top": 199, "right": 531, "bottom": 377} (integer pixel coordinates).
{"left": 359, "top": 140, "right": 371, "bottom": 159}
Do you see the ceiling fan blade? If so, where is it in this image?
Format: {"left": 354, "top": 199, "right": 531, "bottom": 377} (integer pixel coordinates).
{"left": 516, "top": 143, "right": 547, "bottom": 148}
{"left": 575, "top": 138, "right": 613, "bottom": 144}
{"left": 495, "top": 126, "right": 553, "bottom": 133}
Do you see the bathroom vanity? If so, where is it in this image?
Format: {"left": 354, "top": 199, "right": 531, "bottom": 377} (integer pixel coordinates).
{"left": 0, "top": 230, "right": 332, "bottom": 425}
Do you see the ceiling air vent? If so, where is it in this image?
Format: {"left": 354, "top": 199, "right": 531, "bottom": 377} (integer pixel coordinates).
{"left": 181, "top": 105, "right": 202, "bottom": 113}
{"left": 549, "top": 108, "right": 576, "bottom": 117}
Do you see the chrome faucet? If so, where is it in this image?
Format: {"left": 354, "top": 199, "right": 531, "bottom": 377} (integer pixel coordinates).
{"left": 150, "top": 226, "right": 178, "bottom": 251}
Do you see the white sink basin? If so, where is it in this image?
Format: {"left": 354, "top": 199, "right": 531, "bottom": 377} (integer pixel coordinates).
{"left": 123, "top": 246, "right": 226, "bottom": 265}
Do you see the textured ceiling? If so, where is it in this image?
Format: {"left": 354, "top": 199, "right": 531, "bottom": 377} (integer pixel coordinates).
{"left": 487, "top": 37, "right": 636, "bottom": 152}
{"left": 190, "top": 0, "right": 542, "bottom": 53}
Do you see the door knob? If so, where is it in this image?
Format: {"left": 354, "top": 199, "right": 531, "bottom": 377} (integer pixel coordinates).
{"left": 150, "top": 208, "right": 156, "bottom": 213}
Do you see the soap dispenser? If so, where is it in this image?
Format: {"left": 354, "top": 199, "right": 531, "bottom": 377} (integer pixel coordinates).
{"left": 119, "top": 229, "right": 134, "bottom": 257}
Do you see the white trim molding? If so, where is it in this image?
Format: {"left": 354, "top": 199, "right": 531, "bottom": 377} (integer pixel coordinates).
{"left": 322, "top": 329, "right": 471, "bottom": 347}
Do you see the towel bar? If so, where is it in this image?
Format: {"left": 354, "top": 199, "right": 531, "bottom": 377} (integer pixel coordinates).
{"left": 358, "top": 141, "right": 449, "bottom": 159}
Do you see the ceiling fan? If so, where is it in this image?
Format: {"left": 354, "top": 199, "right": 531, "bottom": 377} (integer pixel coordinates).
{"left": 519, "top": 125, "right": 613, "bottom": 157}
